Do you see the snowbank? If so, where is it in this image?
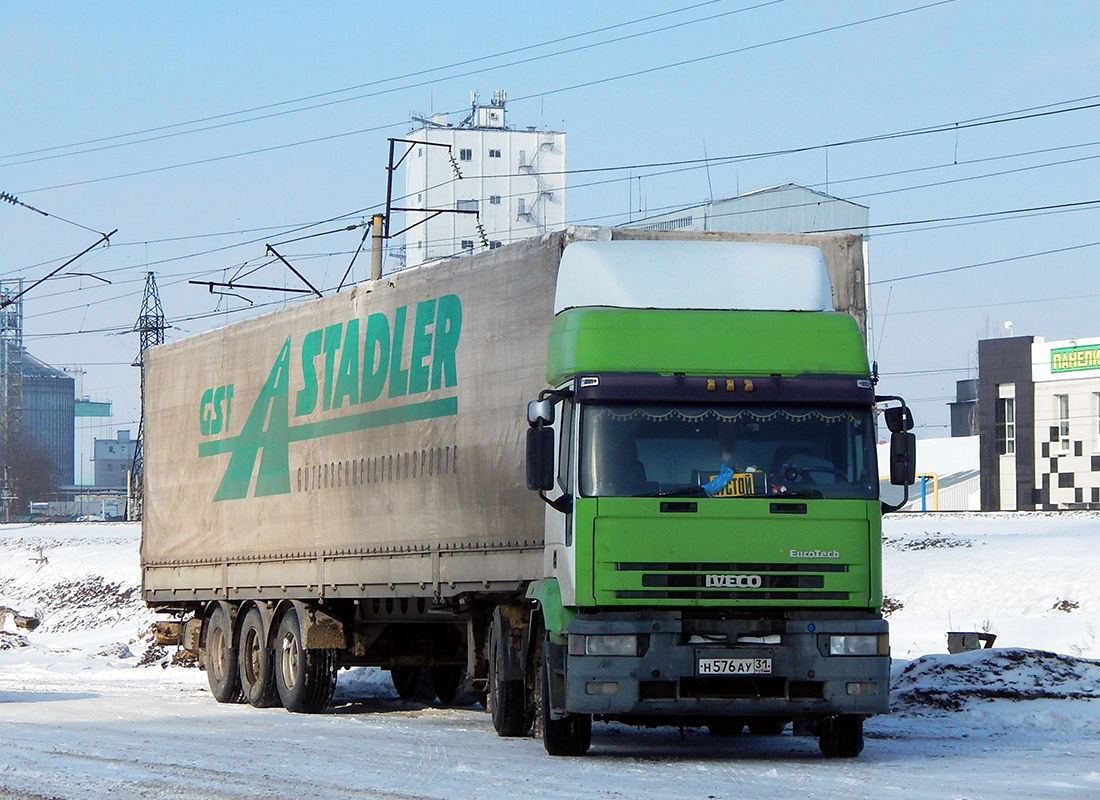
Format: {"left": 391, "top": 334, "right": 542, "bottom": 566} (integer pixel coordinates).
{"left": 2, "top": 513, "right": 1100, "bottom": 743}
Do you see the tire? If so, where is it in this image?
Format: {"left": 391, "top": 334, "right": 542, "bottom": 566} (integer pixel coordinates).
{"left": 391, "top": 666, "right": 435, "bottom": 701}
{"left": 238, "top": 607, "right": 279, "bottom": 708}
{"left": 819, "top": 714, "right": 864, "bottom": 758}
{"left": 487, "top": 608, "right": 528, "bottom": 736}
{"left": 748, "top": 719, "right": 786, "bottom": 736}
{"left": 540, "top": 641, "right": 591, "bottom": 757}
{"left": 430, "top": 665, "right": 463, "bottom": 705}
{"left": 707, "top": 718, "right": 745, "bottom": 736}
{"left": 203, "top": 604, "right": 242, "bottom": 704}
{"left": 274, "top": 608, "right": 337, "bottom": 714}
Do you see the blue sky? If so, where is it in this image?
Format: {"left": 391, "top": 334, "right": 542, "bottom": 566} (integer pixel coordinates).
{"left": 2, "top": 1, "right": 1099, "bottom": 435}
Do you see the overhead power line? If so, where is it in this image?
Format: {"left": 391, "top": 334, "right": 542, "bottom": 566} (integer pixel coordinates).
{"left": 22, "top": 203, "right": 1100, "bottom": 336}
{"left": 870, "top": 240, "right": 1100, "bottom": 286}
{"left": 814, "top": 198, "right": 1100, "bottom": 234}
{"left": 14, "top": 185, "right": 1100, "bottom": 324}
{"left": 0, "top": 0, "right": 779, "bottom": 167}
{"left": 0, "top": 190, "right": 106, "bottom": 234}
{"left": 883, "top": 290, "right": 1100, "bottom": 317}
{"left": 564, "top": 137, "right": 1100, "bottom": 229}
{"left": 12, "top": 0, "right": 961, "bottom": 195}
{"left": 17, "top": 91, "right": 1099, "bottom": 200}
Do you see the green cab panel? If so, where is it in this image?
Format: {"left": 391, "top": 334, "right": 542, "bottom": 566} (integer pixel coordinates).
{"left": 547, "top": 308, "right": 869, "bottom": 386}
{"left": 582, "top": 497, "right": 880, "bottom": 610}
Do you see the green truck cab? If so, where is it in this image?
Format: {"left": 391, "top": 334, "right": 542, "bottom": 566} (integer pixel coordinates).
{"left": 518, "top": 240, "right": 915, "bottom": 756}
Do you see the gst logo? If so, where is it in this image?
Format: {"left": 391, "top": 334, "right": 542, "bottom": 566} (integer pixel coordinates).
{"left": 199, "top": 385, "right": 234, "bottom": 436}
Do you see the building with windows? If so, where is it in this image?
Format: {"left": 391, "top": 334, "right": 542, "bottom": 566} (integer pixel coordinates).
{"left": 93, "top": 429, "right": 134, "bottom": 489}
{"left": 403, "top": 90, "right": 566, "bottom": 268}
{"left": 978, "top": 335, "right": 1100, "bottom": 510}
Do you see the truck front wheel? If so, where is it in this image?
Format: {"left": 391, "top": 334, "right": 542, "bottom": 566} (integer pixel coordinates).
{"left": 539, "top": 642, "right": 591, "bottom": 757}
{"left": 819, "top": 714, "right": 864, "bottom": 758}
{"left": 274, "top": 608, "right": 337, "bottom": 713}
{"left": 203, "top": 604, "right": 242, "bottom": 704}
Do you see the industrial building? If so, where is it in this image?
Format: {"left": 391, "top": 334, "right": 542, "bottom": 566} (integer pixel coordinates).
{"left": 93, "top": 429, "right": 134, "bottom": 489}
{"left": 21, "top": 352, "right": 75, "bottom": 488}
{"left": 403, "top": 90, "right": 566, "bottom": 268}
{"left": 623, "top": 184, "right": 869, "bottom": 237}
{"left": 74, "top": 398, "right": 112, "bottom": 487}
{"left": 978, "top": 335, "right": 1100, "bottom": 510}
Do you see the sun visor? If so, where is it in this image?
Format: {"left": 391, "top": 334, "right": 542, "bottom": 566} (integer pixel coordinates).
{"left": 553, "top": 240, "right": 832, "bottom": 314}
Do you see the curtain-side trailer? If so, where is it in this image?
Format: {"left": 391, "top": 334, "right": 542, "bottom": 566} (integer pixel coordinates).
{"left": 142, "top": 227, "right": 914, "bottom": 756}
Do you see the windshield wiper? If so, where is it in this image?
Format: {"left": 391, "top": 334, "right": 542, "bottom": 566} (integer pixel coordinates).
{"left": 641, "top": 485, "right": 709, "bottom": 498}
{"left": 772, "top": 489, "right": 824, "bottom": 499}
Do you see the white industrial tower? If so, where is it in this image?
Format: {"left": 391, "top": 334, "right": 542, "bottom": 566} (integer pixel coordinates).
{"left": 403, "top": 90, "right": 566, "bottom": 268}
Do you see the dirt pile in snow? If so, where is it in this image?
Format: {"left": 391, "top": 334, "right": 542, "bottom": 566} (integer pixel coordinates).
{"left": 0, "top": 631, "right": 29, "bottom": 650}
{"left": 893, "top": 648, "right": 1100, "bottom": 712}
{"left": 22, "top": 575, "right": 143, "bottom": 634}
{"left": 0, "top": 523, "right": 157, "bottom": 666}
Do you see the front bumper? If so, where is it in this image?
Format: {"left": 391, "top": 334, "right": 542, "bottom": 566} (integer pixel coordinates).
{"left": 563, "top": 611, "right": 889, "bottom": 720}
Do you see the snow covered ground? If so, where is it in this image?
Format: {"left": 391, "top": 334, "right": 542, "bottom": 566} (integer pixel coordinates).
{"left": 1, "top": 514, "right": 1099, "bottom": 799}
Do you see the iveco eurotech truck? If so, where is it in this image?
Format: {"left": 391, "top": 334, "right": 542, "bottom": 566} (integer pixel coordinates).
{"left": 142, "top": 227, "right": 914, "bottom": 758}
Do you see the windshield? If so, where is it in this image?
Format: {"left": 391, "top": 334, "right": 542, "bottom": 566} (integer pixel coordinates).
{"left": 579, "top": 403, "right": 877, "bottom": 500}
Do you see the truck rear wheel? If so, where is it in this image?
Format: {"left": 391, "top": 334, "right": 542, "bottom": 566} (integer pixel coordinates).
{"left": 238, "top": 607, "right": 279, "bottom": 708}
{"left": 429, "top": 665, "right": 463, "bottom": 705}
{"left": 203, "top": 604, "right": 242, "bottom": 704}
{"left": 819, "top": 714, "right": 864, "bottom": 758}
{"left": 487, "top": 609, "right": 527, "bottom": 736}
{"left": 391, "top": 666, "right": 435, "bottom": 701}
{"left": 274, "top": 608, "right": 337, "bottom": 713}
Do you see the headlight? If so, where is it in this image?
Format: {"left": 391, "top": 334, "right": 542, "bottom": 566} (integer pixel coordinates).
{"left": 828, "top": 634, "right": 888, "bottom": 656}
{"left": 569, "top": 634, "right": 640, "bottom": 657}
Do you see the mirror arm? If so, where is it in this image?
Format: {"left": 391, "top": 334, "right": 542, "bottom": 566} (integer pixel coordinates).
{"left": 539, "top": 491, "right": 573, "bottom": 514}
{"left": 882, "top": 483, "right": 909, "bottom": 514}
{"left": 538, "top": 387, "right": 574, "bottom": 404}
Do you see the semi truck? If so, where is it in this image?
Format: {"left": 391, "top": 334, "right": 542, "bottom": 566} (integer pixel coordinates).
{"left": 142, "top": 227, "right": 915, "bottom": 757}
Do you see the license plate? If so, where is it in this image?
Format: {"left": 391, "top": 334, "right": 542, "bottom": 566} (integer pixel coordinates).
{"left": 697, "top": 657, "right": 772, "bottom": 675}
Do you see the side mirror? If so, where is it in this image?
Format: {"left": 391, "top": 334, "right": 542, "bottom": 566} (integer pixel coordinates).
{"left": 884, "top": 405, "right": 914, "bottom": 433}
{"left": 890, "top": 431, "right": 916, "bottom": 486}
{"left": 526, "top": 427, "right": 555, "bottom": 491}
{"left": 527, "top": 399, "right": 555, "bottom": 426}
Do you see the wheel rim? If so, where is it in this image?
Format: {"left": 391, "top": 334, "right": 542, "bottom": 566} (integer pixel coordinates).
{"left": 209, "top": 626, "right": 228, "bottom": 681}
{"left": 280, "top": 630, "right": 301, "bottom": 689}
{"left": 242, "top": 627, "right": 259, "bottom": 684}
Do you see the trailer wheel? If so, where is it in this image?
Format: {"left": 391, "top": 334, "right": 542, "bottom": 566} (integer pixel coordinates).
{"left": 430, "top": 665, "right": 463, "bottom": 705}
{"left": 274, "top": 608, "right": 337, "bottom": 713}
{"left": 487, "top": 609, "right": 527, "bottom": 736}
{"left": 819, "top": 714, "right": 864, "bottom": 758}
{"left": 238, "top": 607, "right": 279, "bottom": 708}
{"left": 391, "top": 666, "right": 435, "bottom": 701}
{"left": 203, "top": 604, "right": 242, "bottom": 704}
{"left": 539, "top": 640, "right": 591, "bottom": 757}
